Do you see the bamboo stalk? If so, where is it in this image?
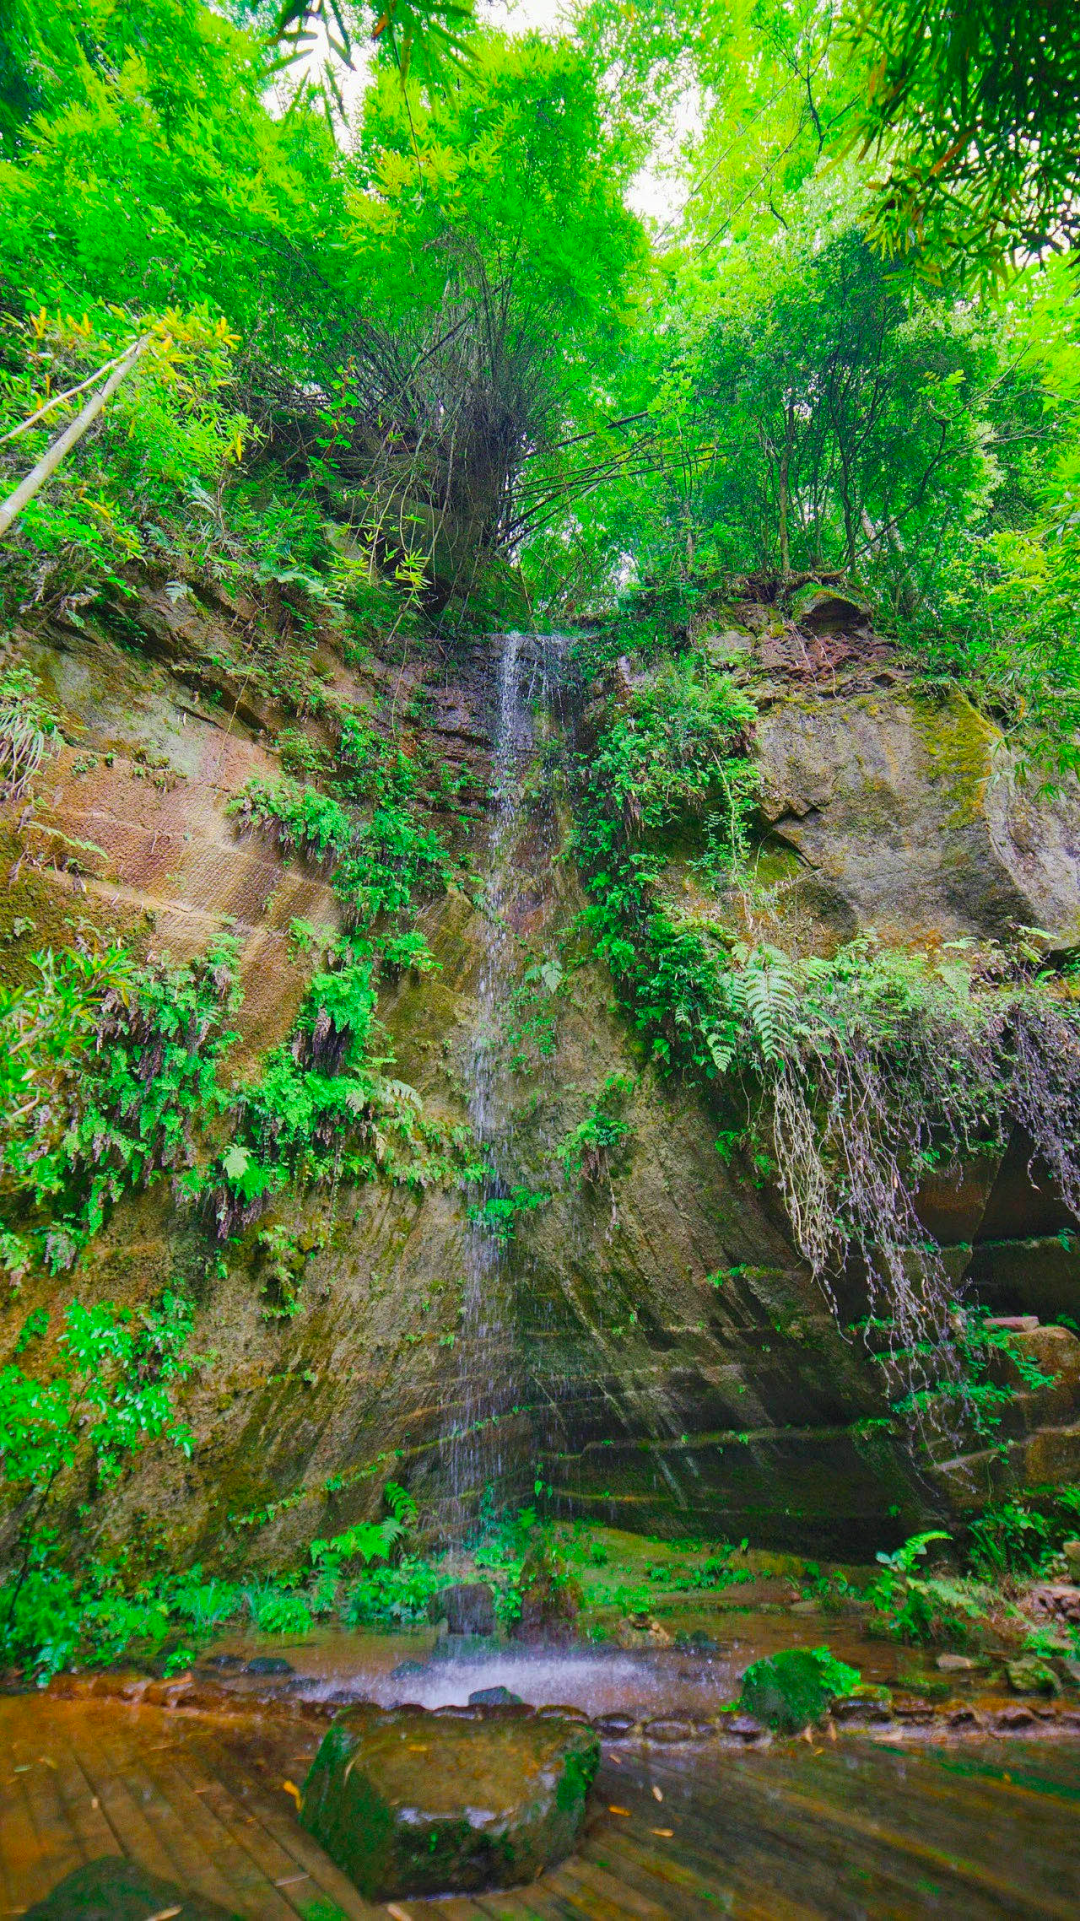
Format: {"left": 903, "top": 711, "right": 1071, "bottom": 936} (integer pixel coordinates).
{"left": 0, "top": 336, "right": 149, "bottom": 541}
{"left": 0, "top": 347, "right": 131, "bottom": 446}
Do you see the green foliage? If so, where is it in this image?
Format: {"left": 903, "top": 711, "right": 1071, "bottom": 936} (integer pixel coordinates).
{"left": 310, "top": 1479, "right": 418, "bottom": 1597}
{"left": 967, "top": 1486, "right": 1080, "bottom": 1582}
{"left": 229, "top": 779, "right": 353, "bottom": 864}
{"left": 571, "top": 657, "right": 757, "bottom": 1075}
{"left": 256, "top": 1220, "right": 328, "bottom": 1321}
{"left": 466, "top": 1185, "right": 550, "bottom": 1242}
{"left": 0, "top": 305, "right": 257, "bottom": 617}
{"left": 501, "top": 962, "right": 560, "bottom": 1074}
{"left": 0, "top": 665, "right": 62, "bottom": 799}
{"left": 968, "top": 1502, "right": 1052, "bottom": 1582}
{"left": 0, "top": 1292, "right": 197, "bottom": 1679}
{"left": 341, "top": 1555, "right": 444, "bottom": 1627}
{"left": 867, "top": 1531, "right": 991, "bottom": 1646}
{"left": 845, "top": 1, "right": 1080, "bottom": 285}
{"left": 558, "top": 1074, "right": 634, "bottom": 1186}
{"left": 0, "top": 936, "right": 240, "bottom": 1271}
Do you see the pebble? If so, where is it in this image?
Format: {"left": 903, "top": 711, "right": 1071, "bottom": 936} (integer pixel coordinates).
{"left": 643, "top": 1718, "right": 694, "bottom": 1744}
{"left": 722, "top": 1714, "right": 767, "bottom": 1744}
{"left": 832, "top": 1698, "right": 893, "bottom": 1726}
{"left": 592, "top": 1712, "right": 637, "bottom": 1740}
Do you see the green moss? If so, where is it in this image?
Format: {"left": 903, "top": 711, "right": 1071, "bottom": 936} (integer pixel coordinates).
{"left": 909, "top": 690, "right": 996, "bottom": 828}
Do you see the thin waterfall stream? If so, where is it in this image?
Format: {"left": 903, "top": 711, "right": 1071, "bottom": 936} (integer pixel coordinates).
{"left": 449, "top": 631, "right": 562, "bottom": 1515}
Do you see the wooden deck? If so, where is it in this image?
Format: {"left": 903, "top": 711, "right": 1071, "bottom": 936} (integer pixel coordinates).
{"left": 2, "top": 1696, "right": 1080, "bottom": 1918}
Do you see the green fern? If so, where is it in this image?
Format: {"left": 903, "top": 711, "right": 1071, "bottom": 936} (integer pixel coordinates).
{"left": 735, "top": 944, "right": 800, "bottom": 1064}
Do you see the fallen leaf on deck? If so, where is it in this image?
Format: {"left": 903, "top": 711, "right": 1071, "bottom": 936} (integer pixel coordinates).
{"left": 652, "top": 1785, "right": 663, "bottom": 1802}
{"left": 282, "top": 1778, "right": 302, "bottom": 1809}
{"left": 608, "top": 1805, "right": 631, "bottom": 1816}
{"left": 651, "top": 1828, "right": 674, "bottom": 1838}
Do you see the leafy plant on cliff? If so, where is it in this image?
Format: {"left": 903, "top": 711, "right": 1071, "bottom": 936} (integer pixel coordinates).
{"left": 0, "top": 1292, "right": 197, "bottom": 1680}
{"left": 0, "top": 665, "right": 63, "bottom": 800}
{"left": 0, "top": 935, "right": 240, "bottom": 1274}
{"left": 572, "top": 654, "right": 1080, "bottom": 1443}
{"left": 558, "top": 1074, "right": 634, "bottom": 1186}
{"left": 214, "top": 763, "right": 465, "bottom": 1230}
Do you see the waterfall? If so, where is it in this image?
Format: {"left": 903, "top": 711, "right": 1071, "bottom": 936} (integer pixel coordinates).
{"left": 449, "top": 632, "right": 560, "bottom": 1518}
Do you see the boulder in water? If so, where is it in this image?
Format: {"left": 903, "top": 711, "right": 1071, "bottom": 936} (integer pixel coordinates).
{"left": 24, "top": 1856, "right": 233, "bottom": 1920}
{"left": 300, "top": 1701, "right": 599, "bottom": 1899}
{"left": 432, "top": 1581, "right": 497, "bottom": 1635}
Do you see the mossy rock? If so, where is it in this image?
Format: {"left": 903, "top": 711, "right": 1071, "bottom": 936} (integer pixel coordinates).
{"left": 1006, "top": 1656, "right": 1061, "bottom": 1696}
{"left": 739, "top": 1646, "right": 860, "bottom": 1733}
{"left": 24, "top": 1856, "right": 236, "bottom": 1920}
{"left": 300, "top": 1702, "right": 599, "bottom": 1900}
{"left": 513, "top": 1542, "right": 584, "bottom": 1644}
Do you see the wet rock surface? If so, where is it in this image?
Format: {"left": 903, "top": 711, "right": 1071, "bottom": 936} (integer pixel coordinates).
{"left": 300, "top": 1700, "right": 600, "bottom": 1899}
{"left": 434, "top": 1580, "right": 497, "bottom": 1635}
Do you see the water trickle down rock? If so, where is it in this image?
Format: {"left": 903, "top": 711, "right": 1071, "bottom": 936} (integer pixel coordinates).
{"left": 449, "top": 632, "right": 559, "bottom": 1515}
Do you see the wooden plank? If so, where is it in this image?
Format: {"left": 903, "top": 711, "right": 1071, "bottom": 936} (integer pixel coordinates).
{"left": 10, "top": 1749, "right": 84, "bottom": 1906}
{"left": 2, "top": 1768, "right": 66, "bottom": 1914}
{"left": 43, "top": 1717, "right": 121, "bottom": 1867}
{"left": 551, "top": 1849, "right": 673, "bottom": 1921}
{"left": 470, "top": 1890, "right": 572, "bottom": 1921}
{"left": 183, "top": 1727, "right": 382, "bottom": 1921}
{"left": 403, "top": 1899, "right": 504, "bottom": 1921}
{"left": 160, "top": 1728, "right": 358, "bottom": 1921}
{"left": 473, "top": 1888, "right": 577, "bottom": 1921}
{"left": 0, "top": 1707, "right": 47, "bottom": 1914}
{"left": 644, "top": 1746, "right": 1080, "bottom": 1919}
{"left": 133, "top": 1738, "right": 298, "bottom": 1921}
{"left": 65, "top": 1714, "right": 216, "bottom": 1896}
{"left": 600, "top": 1826, "right": 776, "bottom": 1921}
{"left": 537, "top": 1862, "right": 647, "bottom": 1921}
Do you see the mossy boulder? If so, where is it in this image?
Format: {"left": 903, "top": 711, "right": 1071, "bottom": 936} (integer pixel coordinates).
{"left": 300, "top": 1702, "right": 599, "bottom": 1899}
{"left": 512, "top": 1541, "right": 584, "bottom": 1643}
{"left": 739, "top": 1646, "right": 860, "bottom": 1733}
{"left": 24, "top": 1856, "right": 233, "bottom": 1920}
{"left": 1006, "top": 1656, "right": 1060, "bottom": 1696}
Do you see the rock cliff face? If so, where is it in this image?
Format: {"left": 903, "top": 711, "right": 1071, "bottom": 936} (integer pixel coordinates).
{"left": 2, "top": 585, "right": 1079, "bottom": 1570}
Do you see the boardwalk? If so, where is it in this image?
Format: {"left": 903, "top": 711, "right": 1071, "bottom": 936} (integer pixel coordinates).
{"left": 2, "top": 1696, "right": 1080, "bottom": 1918}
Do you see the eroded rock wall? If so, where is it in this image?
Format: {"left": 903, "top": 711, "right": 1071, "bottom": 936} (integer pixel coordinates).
{"left": 2, "top": 586, "right": 1079, "bottom": 1572}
